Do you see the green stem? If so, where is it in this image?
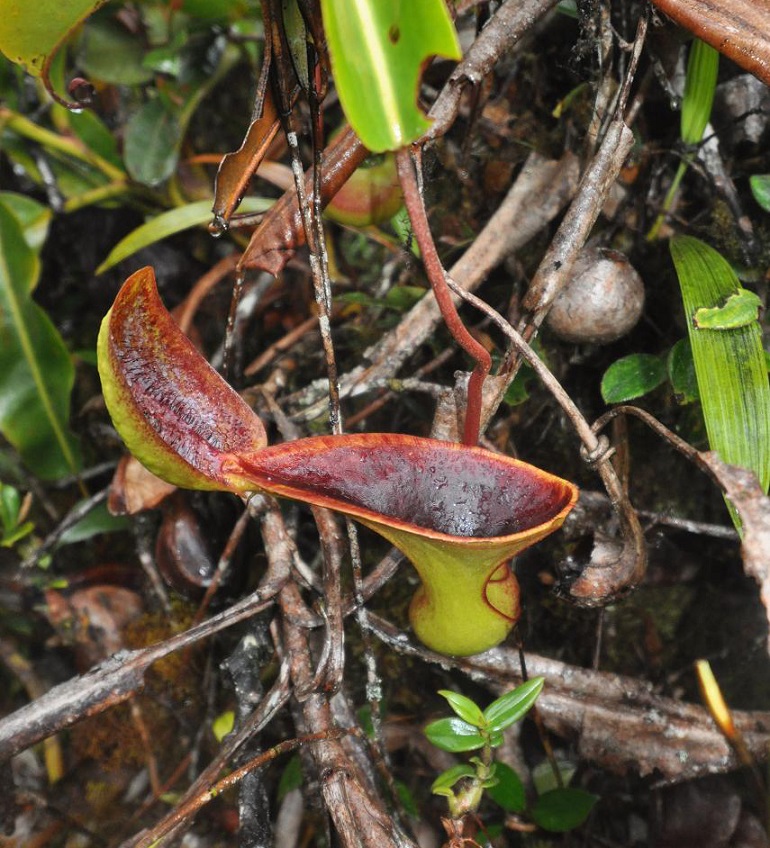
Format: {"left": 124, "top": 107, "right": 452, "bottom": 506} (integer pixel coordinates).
{"left": 62, "top": 181, "right": 133, "bottom": 213}
{"left": 1, "top": 108, "right": 126, "bottom": 183}
{"left": 647, "top": 158, "right": 688, "bottom": 241}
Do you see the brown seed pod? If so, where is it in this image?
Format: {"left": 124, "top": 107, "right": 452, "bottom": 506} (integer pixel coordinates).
{"left": 546, "top": 246, "right": 645, "bottom": 345}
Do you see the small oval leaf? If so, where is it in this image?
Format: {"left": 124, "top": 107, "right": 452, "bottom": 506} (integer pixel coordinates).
{"left": 424, "top": 717, "right": 486, "bottom": 753}
{"left": 667, "top": 339, "right": 699, "bottom": 404}
{"left": 438, "top": 690, "right": 486, "bottom": 728}
{"left": 431, "top": 763, "right": 476, "bottom": 795}
{"left": 486, "top": 762, "right": 526, "bottom": 813}
{"left": 124, "top": 98, "right": 181, "bottom": 186}
{"left": 531, "top": 788, "right": 598, "bottom": 833}
{"left": 750, "top": 174, "right": 770, "bottom": 213}
{"left": 601, "top": 353, "right": 667, "bottom": 404}
{"left": 483, "top": 677, "right": 544, "bottom": 732}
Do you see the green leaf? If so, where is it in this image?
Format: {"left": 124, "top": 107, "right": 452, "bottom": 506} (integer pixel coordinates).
{"left": 383, "top": 285, "right": 426, "bottom": 312}
{"left": 124, "top": 97, "right": 181, "bottom": 187}
{"left": 96, "top": 196, "right": 273, "bottom": 273}
{"left": 57, "top": 501, "right": 130, "bottom": 545}
{"left": 671, "top": 236, "right": 770, "bottom": 525}
{"left": 0, "top": 483, "right": 22, "bottom": 533}
{"left": 486, "top": 762, "right": 526, "bottom": 813}
{"left": 0, "top": 201, "right": 82, "bottom": 479}
{"left": 55, "top": 106, "right": 124, "bottom": 170}
{"left": 394, "top": 780, "right": 419, "bottom": 819}
{"left": 483, "top": 677, "right": 544, "bottom": 733}
{"left": 531, "top": 788, "right": 598, "bottom": 833}
{"left": 277, "top": 754, "right": 303, "bottom": 801}
{"left": 320, "top": 0, "right": 461, "bottom": 152}
{"left": 750, "top": 174, "right": 770, "bottom": 212}
{"left": 601, "top": 354, "right": 667, "bottom": 404}
{"left": 681, "top": 39, "right": 719, "bottom": 146}
{"left": 78, "top": 15, "right": 154, "bottom": 85}
{"left": 0, "top": 0, "right": 108, "bottom": 77}
{"left": 424, "top": 717, "right": 486, "bottom": 752}
{"left": 431, "top": 763, "right": 476, "bottom": 796}
{"left": 667, "top": 339, "right": 699, "bottom": 404}
{"left": 438, "top": 690, "right": 486, "bottom": 728}
{"left": 0, "top": 193, "right": 51, "bottom": 251}
{"left": 532, "top": 759, "right": 577, "bottom": 796}
{"left": 211, "top": 710, "right": 234, "bottom": 743}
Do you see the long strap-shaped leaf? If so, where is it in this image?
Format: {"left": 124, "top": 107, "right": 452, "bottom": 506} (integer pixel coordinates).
{"left": 671, "top": 236, "right": 770, "bottom": 527}
{"left": 320, "top": 0, "right": 461, "bottom": 152}
{"left": 0, "top": 202, "right": 81, "bottom": 479}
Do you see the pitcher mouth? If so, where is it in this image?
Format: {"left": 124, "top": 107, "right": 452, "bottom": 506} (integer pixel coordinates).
{"left": 237, "top": 434, "right": 578, "bottom": 542}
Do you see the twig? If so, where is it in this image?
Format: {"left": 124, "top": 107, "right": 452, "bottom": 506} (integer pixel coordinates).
{"left": 0, "top": 542, "right": 290, "bottom": 762}
{"left": 21, "top": 488, "right": 109, "bottom": 570}
{"left": 123, "top": 653, "right": 292, "bottom": 848}
{"left": 290, "top": 150, "right": 579, "bottom": 419}
{"left": 366, "top": 613, "right": 770, "bottom": 784}
{"left": 426, "top": 0, "right": 562, "bottom": 141}
{"left": 519, "top": 119, "right": 635, "bottom": 328}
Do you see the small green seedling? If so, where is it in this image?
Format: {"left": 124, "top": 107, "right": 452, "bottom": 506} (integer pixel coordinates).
{"left": 425, "top": 681, "right": 597, "bottom": 835}
{"left": 0, "top": 482, "right": 34, "bottom": 548}
{"left": 693, "top": 288, "right": 762, "bottom": 330}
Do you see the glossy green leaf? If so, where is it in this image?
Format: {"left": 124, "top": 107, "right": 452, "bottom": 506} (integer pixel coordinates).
{"left": 438, "top": 690, "right": 486, "bottom": 728}
{"left": 667, "top": 339, "right": 699, "bottom": 404}
{"left": 320, "top": 0, "right": 461, "bottom": 152}
{"left": 531, "top": 788, "right": 598, "bottom": 833}
{"left": 96, "top": 197, "right": 273, "bottom": 273}
{"left": 750, "top": 174, "right": 770, "bottom": 212}
{"left": 0, "top": 202, "right": 82, "bottom": 479}
{"left": 0, "top": 0, "right": 108, "bottom": 77}
{"left": 601, "top": 354, "right": 667, "bottom": 404}
{"left": 424, "top": 717, "right": 486, "bottom": 753}
{"left": 486, "top": 762, "right": 526, "bottom": 813}
{"left": 671, "top": 236, "right": 770, "bottom": 525}
{"left": 681, "top": 39, "right": 719, "bottom": 146}
{"left": 430, "top": 764, "right": 476, "bottom": 796}
{"left": 124, "top": 97, "right": 181, "bottom": 187}
{"left": 483, "top": 677, "right": 544, "bottom": 732}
